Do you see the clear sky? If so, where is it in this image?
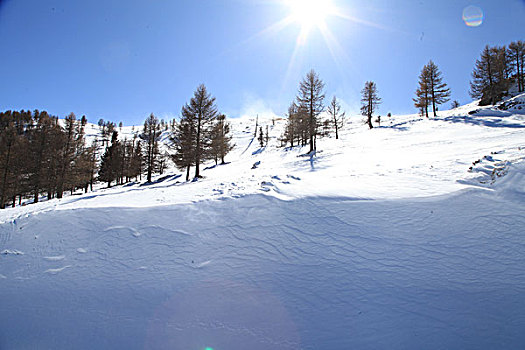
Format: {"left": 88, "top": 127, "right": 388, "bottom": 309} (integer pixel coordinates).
{"left": 0, "top": 0, "right": 524, "bottom": 125}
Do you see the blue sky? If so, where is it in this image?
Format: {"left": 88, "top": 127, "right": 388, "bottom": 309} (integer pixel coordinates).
{"left": 0, "top": 0, "right": 524, "bottom": 125}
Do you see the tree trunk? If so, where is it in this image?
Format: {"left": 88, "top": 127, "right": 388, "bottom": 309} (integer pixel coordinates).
{"left": 309, "top": 90, "right": 314, "bottom": 153}
{"left": 195, "top": 111, "right": 202, "bottom": 178}
{"left": 431, "top": 75, "right": 437, "bottom": 117}
{"left": 0, "top": 142, "right": 13, "bottom": 209}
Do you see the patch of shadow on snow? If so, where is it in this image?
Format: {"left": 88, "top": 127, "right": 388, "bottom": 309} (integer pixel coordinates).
{"left": 442, "top": 115, "right": 525, "bottom": 129}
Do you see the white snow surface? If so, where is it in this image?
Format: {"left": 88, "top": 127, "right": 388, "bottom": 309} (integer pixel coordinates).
{"left": 1, "top": 95, "right": 525, "bottom": 349}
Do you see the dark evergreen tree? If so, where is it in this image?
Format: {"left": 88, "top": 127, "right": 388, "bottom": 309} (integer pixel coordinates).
{"left": 171, "top": 116, "right": 195, "bottom": 181}
{"left": 98, "top": 131, "right": 120, "bottom": 187}
{"left": 258, "top": 126, "right": 264, "bottom": 148}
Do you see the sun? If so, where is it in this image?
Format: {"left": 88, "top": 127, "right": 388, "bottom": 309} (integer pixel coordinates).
{"left": 286, "top": 0, "right": 336, "bottom": 31}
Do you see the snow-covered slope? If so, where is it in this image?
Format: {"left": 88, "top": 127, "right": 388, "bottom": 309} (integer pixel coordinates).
{"left": 1, "top": 95, "right": 525, "bottom": 349}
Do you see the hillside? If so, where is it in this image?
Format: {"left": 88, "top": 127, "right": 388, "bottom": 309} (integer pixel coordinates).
{"left": 1, "top": 95, "right": 525, "bottom": 349}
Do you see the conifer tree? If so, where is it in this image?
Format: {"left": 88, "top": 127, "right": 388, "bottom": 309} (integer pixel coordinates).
{"left": 327, "top": 96, "right": 345, "bottom": 139}
{"left": 98, "top": 131, "right": 120, "bottom": 187}
{"left": 508, "top": 40, "right": 525, "bottom": 92}
{"left": 29, "top": 111, "right": 53, "bottom": 203}
{"left": 56, "top": 113, "right": 80, "bottom": 198}
{"left": 140, "top": 114, "right": 162, "bottom": 182}
{"left": 426, "top": 61, "right": 451, "bottom": 117}
{"left": 131, "top": 139, "right": 144, "bottom": 181}
{"left": 296, "top": 70, "right": 325, "bottom": 153}
{"left": 470, "top": 45, "right": 510, "bottom": 105}
{"left": 258, "top": 126, "right": 264, "bottom": 148}
{"left": 181, "top": 84, "right": 218, "bottom": 178}
{"left": 413, "top": 61, "right": 450, "bottom": 117}
{"left": 209, "top": 114, "right": 233, "bottom": 165}
{"left": 282, "top": 103, "right": 299, "bottom": 147}
{"left": 361, "top": 81, "right": 381, "bottom": 129}
{"left": 171, "top": 117, "right": 195, "bottom": 181}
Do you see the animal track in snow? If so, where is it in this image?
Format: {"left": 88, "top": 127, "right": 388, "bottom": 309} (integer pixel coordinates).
{"left": 1, "top": 249, "right": 24, "bottom": 256}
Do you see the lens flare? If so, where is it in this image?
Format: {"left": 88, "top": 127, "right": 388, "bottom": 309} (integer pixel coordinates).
{"left": 462, "top": 5, "right": 483, "bottom": 27}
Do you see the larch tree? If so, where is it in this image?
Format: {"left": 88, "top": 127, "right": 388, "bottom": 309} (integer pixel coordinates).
{"left": 209, "top": 114, "right": 234, "bottom": 165}
{"left": 29, "top": 110, "right": 54, "bottom": 203}
{"left": 98, "top": 131, "right": 120, "bottom": 187}
{"left": 56, "top": 113, "right": 82, "bottom": 198}
{"left": 470, "top": 45, "right": 510, "bottom": 105}
{"left": 282, "top": 103, "right": 300, "bottom": 147}
{"left": 140, "top": 113, "right": 162, "bottom": 183}
{"left": 413, "top": 61, "right": 451, "bottom": 118}
{"left": 296, "top": 69, "right": 325, "bottom": 153}
{"left": 171, "top": 116, "right": 195, "bottom": 181}
{"left": 326, "top": 96, "right": 345, "bottom": 139}
{"left": 360, "top": 81, "right": 381, "bottom": 129}
{"left": 426, "top": 61, "right": 451, "bottom": 117}
{"left": 508, "top": 40, "right": 525, "bottom": 92}
{"left": 181, "top": 84, "right": 218, "bottom": 179}
{"left": 258, "top": 126, "right": 264, "bottom": 148}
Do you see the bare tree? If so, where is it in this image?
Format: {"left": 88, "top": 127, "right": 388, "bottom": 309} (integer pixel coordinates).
{"left": 508, "top": 40, "right": 525, "bottom": 92}
{"left": 296, "top": 70, "right": 325, "bottom": 153}
{"left": 361, "top": 81, "right": 381, "bottom": 129}
{"left": 326, "top": 96, "right": 345, "bottom": 139}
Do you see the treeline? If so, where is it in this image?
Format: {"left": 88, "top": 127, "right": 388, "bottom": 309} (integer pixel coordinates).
{"left": 171, "top": 84, "right": 234, "bottom": 181}
{"left": 279, "top": 40, "right": 524, "bottom": 151}
{"left": 0, "top": 111, "right": 96, "bottom": 209}
{"left": 280, "top": 70, "right": 345, "bottom": 151}
{"left": 0, "top": 84, "right": 234, "bottom": 209}
{"left": 2, "top": 41, "right": 522, "bottom": 208}
{"left": 470, "top": 41, "right": 524, "bottom": 105}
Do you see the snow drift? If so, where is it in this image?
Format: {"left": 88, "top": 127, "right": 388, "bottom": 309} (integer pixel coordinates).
{"left": 1, "top": 94, "right": 525, "bottom": 349}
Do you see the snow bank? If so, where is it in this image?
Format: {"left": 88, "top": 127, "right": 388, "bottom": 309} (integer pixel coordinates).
{"left": 1, "top": 185, "right": 525, "bottom": 349}
{"left": 1, "top": 96, "right": 525, "bottom": 349}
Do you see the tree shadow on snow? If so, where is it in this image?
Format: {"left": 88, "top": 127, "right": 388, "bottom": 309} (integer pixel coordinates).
{"left": 140, "top": 174, "right": 182, "bottom": 187}
{"left": 442, "top": 115, "right": 525, "bottom": 129}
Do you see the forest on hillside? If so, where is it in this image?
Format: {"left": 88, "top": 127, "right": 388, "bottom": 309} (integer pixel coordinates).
{"left": 0, "top": 40, "right": 523, "bottom": 209}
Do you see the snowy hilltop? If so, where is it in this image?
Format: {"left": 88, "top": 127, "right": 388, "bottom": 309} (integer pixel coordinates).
{"left": 1, "top": 91, "right": 525, "bottom": 349}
